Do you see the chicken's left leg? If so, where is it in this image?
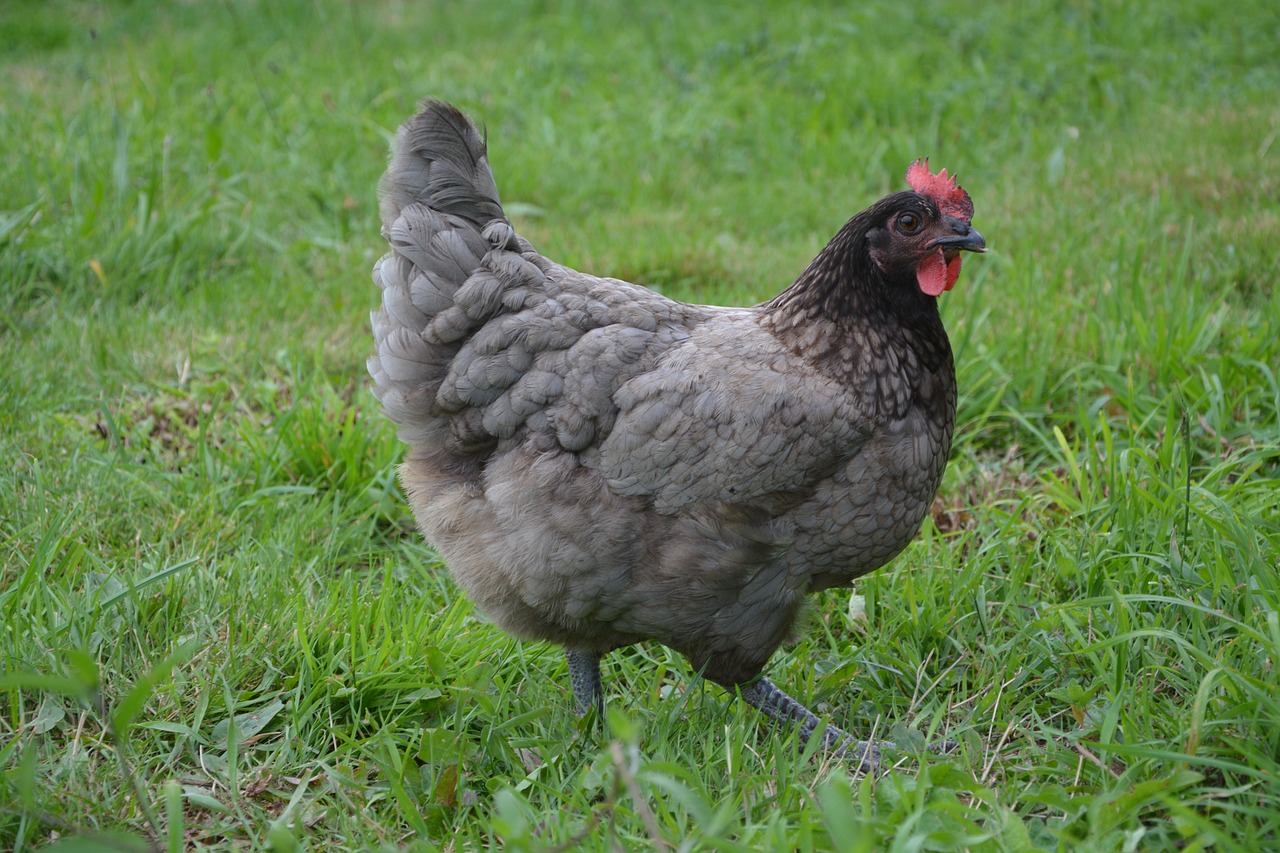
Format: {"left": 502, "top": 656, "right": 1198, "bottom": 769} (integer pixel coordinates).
{"left": 566, "top": 649, "right": 604, "bottom": 716}
{"left": 738, "top": 677, "right": 883, "bottom": 772}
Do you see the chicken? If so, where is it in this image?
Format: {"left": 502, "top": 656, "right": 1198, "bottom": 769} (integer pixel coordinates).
{"left": 369, "top": 100, "right": 985, "bottom": 767}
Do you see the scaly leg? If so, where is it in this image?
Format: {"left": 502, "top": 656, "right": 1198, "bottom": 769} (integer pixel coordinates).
{"left": 566, "top": 649, "right": 604, "bottom": 716}
{"left": 738, "top": 676, "right": 884, "bottom": 772}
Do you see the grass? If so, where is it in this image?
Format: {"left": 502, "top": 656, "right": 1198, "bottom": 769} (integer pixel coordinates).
{"left": 2, "top": 0, "right": 1278, "bottom": 849}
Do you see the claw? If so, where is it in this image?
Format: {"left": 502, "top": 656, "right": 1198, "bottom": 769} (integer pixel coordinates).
{"left": 830, "top": 737, "right": 884, "bottom": 773}
{"left": 735, "top": 676, "right": 957, "bottom": 772}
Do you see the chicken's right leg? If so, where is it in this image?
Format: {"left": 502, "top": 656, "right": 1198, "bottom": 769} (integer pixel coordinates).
{"left": 566, "top": 649, "right": 604, "bottom": 716}
{"left": 738, "top": 676, "right": 883, "bottom": 772}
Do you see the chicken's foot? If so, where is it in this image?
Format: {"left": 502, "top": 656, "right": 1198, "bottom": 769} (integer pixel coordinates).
{"left": 738, "top": 676, "right": 883, "bottom": 772}
{"left": 566, "top": 649, "right": 604, "bottom": 716}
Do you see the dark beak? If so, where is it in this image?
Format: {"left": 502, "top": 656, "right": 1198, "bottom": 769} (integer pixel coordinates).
{"left": 931, "top": 225, "right": 986, "bottom": 253}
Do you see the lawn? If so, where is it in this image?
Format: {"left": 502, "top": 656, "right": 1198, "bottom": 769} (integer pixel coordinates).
{"left": 2, "top": 0, "right": 1278, "bottom": 850}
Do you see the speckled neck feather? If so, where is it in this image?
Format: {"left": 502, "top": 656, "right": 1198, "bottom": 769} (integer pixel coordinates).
{"left": 759, "top": 195, "right": 954, "bottom": 396}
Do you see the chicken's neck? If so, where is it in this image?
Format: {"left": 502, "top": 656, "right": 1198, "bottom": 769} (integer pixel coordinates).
{"left": 758, "top": 226, "right": 954, "bottom": 416}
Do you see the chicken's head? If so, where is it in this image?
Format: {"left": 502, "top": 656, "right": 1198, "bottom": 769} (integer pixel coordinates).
{"left": 867, "top": 160, "right": 985, "bottom": 298}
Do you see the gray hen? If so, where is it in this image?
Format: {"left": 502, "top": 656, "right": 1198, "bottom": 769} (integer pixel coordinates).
{"left": 369, "top": 100, "right": 985, "bottom": 767}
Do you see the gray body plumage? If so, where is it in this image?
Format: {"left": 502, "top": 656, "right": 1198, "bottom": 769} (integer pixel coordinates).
{"left": 370, "top": 101, "right": 967, "bottom": 764}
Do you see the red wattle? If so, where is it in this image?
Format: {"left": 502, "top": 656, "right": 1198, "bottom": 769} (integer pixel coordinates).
{"left": 916, "top": 249, "right": 948, "bottom": 297}
{"left": 945, "top": 254, "right": 962, "bottom": 291}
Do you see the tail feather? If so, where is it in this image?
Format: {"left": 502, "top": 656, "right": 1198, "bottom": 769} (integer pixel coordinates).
{"left": 371, "top": 100, "right": 509, "bottom": 446}
{"left": 378, "top": 99, "right": 504, "bottom": 231}
{"left": 385, "top": 210, "right": 490, "bottom": 310}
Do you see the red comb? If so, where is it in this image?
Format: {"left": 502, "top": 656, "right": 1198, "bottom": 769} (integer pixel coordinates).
{"left": 906, "top": 158, "right": 973, "bottom": 221}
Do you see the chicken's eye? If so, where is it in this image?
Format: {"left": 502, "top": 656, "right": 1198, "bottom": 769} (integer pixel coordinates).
{"left": 897, "top": 212, "right": 921, "bottom": 234}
